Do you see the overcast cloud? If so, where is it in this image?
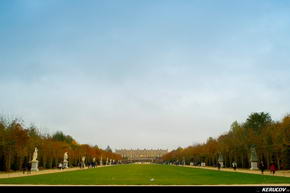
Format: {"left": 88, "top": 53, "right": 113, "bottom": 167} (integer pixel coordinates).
{"left": 1, "top": 0, "right": 290, "bottom": 150}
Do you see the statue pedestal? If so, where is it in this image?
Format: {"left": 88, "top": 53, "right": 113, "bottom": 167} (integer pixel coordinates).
{"left": 63, "top": 160, "right": 68, "bottom": 168}
{"left": 31, "top": 160, "right": 39, "bottom": 171}
{"left": 250, "top": 161, "right": 258, "bottom": 170}
{"left": 219, "top": 161, "right": 224, "bottom": 168}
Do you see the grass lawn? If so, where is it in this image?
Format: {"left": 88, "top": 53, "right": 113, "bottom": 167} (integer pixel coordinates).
{"left": 0, "top": 164, "right": 289, "bottom": 185}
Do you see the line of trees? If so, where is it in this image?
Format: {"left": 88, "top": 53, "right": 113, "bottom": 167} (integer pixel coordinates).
{"left": 162, "top": 112, "right": 290, "bottom": 170}
{"left": 0, "top": 117, "right": 121, "bottom": 171}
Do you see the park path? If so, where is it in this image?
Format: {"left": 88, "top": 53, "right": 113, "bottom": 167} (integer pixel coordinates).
{"left": 0, "top": 165, "right": 111, "bottom": 179}
{"left": 181, "top": 165, "right": 290, "bottom": 178}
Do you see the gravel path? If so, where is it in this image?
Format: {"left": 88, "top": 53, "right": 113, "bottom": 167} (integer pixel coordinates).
{"left": 0, "top": 165, "right": 111, "bottom": 179}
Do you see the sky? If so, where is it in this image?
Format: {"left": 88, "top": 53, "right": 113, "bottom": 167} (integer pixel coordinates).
{"left": 1, "top": 0, "right": 290, "bottom": 151}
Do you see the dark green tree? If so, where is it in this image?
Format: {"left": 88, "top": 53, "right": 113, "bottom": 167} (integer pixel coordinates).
{"left": 52, "top": 131, "right": 74, "bottom": 144}
{"left": 105, "top": 145, "right": 112, "bottom": 153}
{"left": 243, "top": 112, "right": 272, "bottom": 135}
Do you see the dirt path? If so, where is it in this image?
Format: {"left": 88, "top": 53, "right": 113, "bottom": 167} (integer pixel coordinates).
{"left": 0, "top": 165, "right": 111, "bottom": 179}
{"left": 181, "top": 165, "right": 290, "bottom": 178}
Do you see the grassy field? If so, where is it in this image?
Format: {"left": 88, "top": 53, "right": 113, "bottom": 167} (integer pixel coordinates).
{"left": 0, "top": 164, "right": 289, "bottom": 185}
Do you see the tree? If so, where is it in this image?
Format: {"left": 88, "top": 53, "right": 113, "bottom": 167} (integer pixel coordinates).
{"left": 162, "top": 112, "right": 289, "bottom": 170}
{"left": 0, "top": 116, "right": 122, "bottom": 171}
{"left": 52, "top": 131, "right": 75, "bottom": 144}
{"left": 243, "top": 112, "right": 272, "bottom": 135}
{"left": 106, "top": 145, "right": 112, "bottom": 153}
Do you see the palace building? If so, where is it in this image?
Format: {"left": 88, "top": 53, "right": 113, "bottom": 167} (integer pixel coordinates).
{"left": 115, "top": 149, "right": 168, "bottom": 162}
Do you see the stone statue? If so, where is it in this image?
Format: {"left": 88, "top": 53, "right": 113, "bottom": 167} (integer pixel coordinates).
{"left": 250, "top": 146, "right": 258, "bottom": 162}
{"left": 81, "top": 156, "right": 86, "bottom": 168}
{"left": 217, "top": 152, "right": 224, "bottom": 168}
{"left": 250, "top": 145, "right": 258, "bottom": 170}
{"left": 64, "top": 152, "right": 68, "bottom": 161}
{"left": 218, "top": 152, "right": 224, "bottom": 162}
{"left": 31, "top": 147, "right": 39, "bottom": 171}
{"left": 32, "top": 147, "right": 38, "bottom": 161}
{"left": 63, "top": 152, "right": 69, "bottom": 169}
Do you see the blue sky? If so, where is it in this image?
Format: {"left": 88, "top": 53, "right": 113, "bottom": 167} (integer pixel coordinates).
{"left": 1, "top": 0, "right": 290, "bottom": 150}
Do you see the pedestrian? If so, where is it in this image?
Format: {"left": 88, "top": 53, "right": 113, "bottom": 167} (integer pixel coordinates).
{"left": 269, "top": 162, "right": 277, "bottom": 175}
{"left": 22, "top": 161, "right": 27, "bottom": 174}
{"left": 58, "top": 162, "right": 63, "bottom": 170}
{"left": 217, "top": 162, "right": 221, "bottom": 170}
{"left": 232, "top": 161, "right": 237, "bottom": 171}
{"left": 259, "top": 161, "right": 265, "bottom": 174}
{"left": 27, "top": 162, "right": 31, "bottom": 174}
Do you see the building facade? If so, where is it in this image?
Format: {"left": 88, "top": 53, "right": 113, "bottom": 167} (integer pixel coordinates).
{"left": 115, "top": 149, "right": 168, "bottom": 162}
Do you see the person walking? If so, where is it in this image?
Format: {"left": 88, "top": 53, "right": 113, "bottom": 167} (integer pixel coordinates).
{"left": 22, "top": 161, "right": 27, "bottom": 174}
{"left": 58, "top": 162, "right": 63, "bottom": 170}
{"left": 217, "top": 162, "right": 221, "bottom": 170}
{"left": 232, "top": 161, "right": 237, "bottom": 171}
{"left": 259, "top": 161, "right": 265, "bottom": 174}
{"left": 27, "top": 161, "right": 31, "bottom": 174}
{"left": 269, "top": 162, "right": 277, "bottom": 175}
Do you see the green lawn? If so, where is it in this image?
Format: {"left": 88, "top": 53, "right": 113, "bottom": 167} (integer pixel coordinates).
{"left": 0, "top": 164, "right": 289, "bottom": 185}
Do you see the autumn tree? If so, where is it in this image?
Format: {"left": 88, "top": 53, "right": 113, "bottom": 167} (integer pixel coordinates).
{"left": 0, "top": 116, "right": 121, "bottom": 171}
{"left": 162, "top": 112, "right": 289, "bottom": 170}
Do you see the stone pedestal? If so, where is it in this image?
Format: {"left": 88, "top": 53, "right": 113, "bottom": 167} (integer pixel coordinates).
{"left": 63, "top": 160, "right": 68, "bottom": 168}
{"left": 250, "top": 161, "right": 258, "bottom": 170}
{"left": 219, "top": 161, "right": 224, "bottom": 168}
{"left": 31, "top": 160, "right": 39, "bottom": 171}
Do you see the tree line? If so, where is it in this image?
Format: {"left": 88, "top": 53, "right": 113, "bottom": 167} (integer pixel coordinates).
{"left": 0, "top": 117, "right": 121, "bottom": 171}
{"left": 162, "top": 112, "right": 290, "bottom": 170}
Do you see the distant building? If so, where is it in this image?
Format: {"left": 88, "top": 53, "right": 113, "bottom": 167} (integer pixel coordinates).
{"left": 115, "top": 149, "right": 168, "bottom": 162}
